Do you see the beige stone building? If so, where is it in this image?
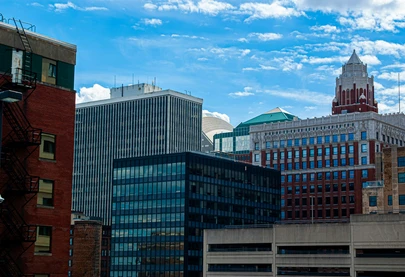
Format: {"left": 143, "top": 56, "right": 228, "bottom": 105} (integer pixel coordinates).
{"left": 362, "top": 146, "right": 405, "bottom": 214}
{"left": 203, "top": 214, "right": 405, "bottom": 277}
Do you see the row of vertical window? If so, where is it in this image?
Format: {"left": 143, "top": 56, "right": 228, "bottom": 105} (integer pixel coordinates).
{"left": 282, "top": 183, "right": 355, "bottom": 195}
{"left": 369, "top": 195, "right": 405, "bottom": 207}
{"left": 112, "top": 227, "right": 184, "bottom": 238}
{"left": 280, "top": 170, "right": 366, "bottom": 183}
{"left": 272, "top": 157, "right": 368, "bottom": 171}
{"left": 283, "top": 195, "right": 355, "bottom": 207}
{"left": 255, "top": 132, "right": 365, "bottom": 150}
{"left": 267, "top": 144, "right": 367, "bottom": 160}
{"left": 282, "top": 208, "right": 355, "bottom": 219}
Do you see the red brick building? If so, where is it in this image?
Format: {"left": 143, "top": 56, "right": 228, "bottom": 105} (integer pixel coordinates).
{"left": 0, "top": 19, "right": 76, "bottom": 276}
{"left": 250, "top": 52, "right": 405, "bottom": 222}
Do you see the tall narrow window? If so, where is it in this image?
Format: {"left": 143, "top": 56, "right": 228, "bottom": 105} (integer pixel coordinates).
{"left": 37, "top": 179, "right": 54, "bottom": 207}
{"left": 35, "top": 226, "right": 52, "bottom": 253}
{"left": 40, "top": 133, "right": 56, "bottom": 160}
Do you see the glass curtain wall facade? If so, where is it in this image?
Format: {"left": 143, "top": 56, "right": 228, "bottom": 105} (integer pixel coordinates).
{"left": 73, "top": 91, "right": 202, "bottom": 225}
{"left": 111, "top": 152, "right": 281, "bottom": 277}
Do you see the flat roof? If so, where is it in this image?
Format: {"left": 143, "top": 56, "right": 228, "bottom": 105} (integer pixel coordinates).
{"left": 76, "top": 89, "right": 203, "bottom": 108}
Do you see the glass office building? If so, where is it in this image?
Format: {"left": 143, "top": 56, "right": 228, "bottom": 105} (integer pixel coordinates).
{"left": 111, "top": 152, "right": 281, "bottom": 277}
{"left": 73, "top": 88, "right": 202, "bottom": 225}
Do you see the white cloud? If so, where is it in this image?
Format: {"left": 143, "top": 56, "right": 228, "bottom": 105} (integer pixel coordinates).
{"left": 238, "top": 38, "right": 248, "bottom": 43}
{"left": 248, "top": 32, "right": 283, "bottom": 41}
{"left": 240, "top": 1, "right": 303, "bottom": 22}
{"left": 229, "top": 87, "right": 254, "bottom": 97}
{"left": 144, "top": 3, "right": 158, "bottom": 10}
{"left": 144, "top": 18, "right": 163, "bottom": 26}
{"left": 378, "top": 71, "right": 405, "bottom": 81}
{"left": 260, "top": 88, "right": 333, "bottom": 105}
{"left": 197, "top": 0, "right": 235, "bottom": 15}
{"left": 29, "top": 2, "right": 44, "bottom": 7}
{"left": 144, "top": 0, "right": 234, "bottom": 15}
{"left": 243, "top": 64, "right": 277, "bottom": 71}
{"left": 241, "top": 49, "right": 251, "bottom": 56}
{"left": 203, "top": 109, "right": 231, "bottom": 123}
{"left": 76, "top": 84, "right": 110, "bottom": 104}
{"left": 310, "top": 24, "right": 340, "bottom": 33}
{"left": 50, "top": 1, "right": 107, "bottom": 12}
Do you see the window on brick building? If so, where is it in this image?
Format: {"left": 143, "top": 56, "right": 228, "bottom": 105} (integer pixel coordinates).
{"left": 348, "top": 133, "right": 354, "bottom": 141}
{"left": 341, "top": 196, "right": 346, "bottom": 204}
{"left": 340, "top": 134, "right": 346, "bottom": 142}
{"left": 310, "top": 137, "right": 315, "bottom": 144}
{"left": 39, "top": 133, "right": 56, "bottom": 160}
{"left": 295, "top": 138, "right": 300, "bottom": 146}
{"left": 398, "top": 157, "right": 405, "bottom": 167}
{"left": 333, "top": 135, "right": 338, "bottom": 143}
{"left": 310, "top": 149, "right": 315, "bottom": 157}
{"left": 266, "top": 141, "right": 271, "bottom": 149}
{"left": 317, "top": 136, "right": 322, "bottom": 144}
{"left": 287, "top": 151, "right": 292, "bottom": 159}
{"left": 317, "top": 160, "right": 322, "bottom": 168}
{"left": 295, "top": 150, "right": 299, "bottom": 158}
{"left": 369, "top": 196, "right": 377, "bottom": 207}
{"left": 325, "top": 147, "right": 330, "bottom": 155}
{"left": 266, "top": 153, "right": 270, "bottom": 161}
{"left": 388, "top": 195, "right": 392, "bottom": 206}
{"left": 349, "top": 158, "right": 354, "bottom": 166}
{"left": 317, "top": 148, "right": 322, "bottom": 156}
{"left": 280, "top": 140, "right": 285, "bottom": 147}
{"left": 349, "top": 145, "right": 354, "bottom": 154}
{"left": 302, "top": 161, "right": 307, "bottom": 169}
{"left": 362, "top": 169, "right": 368, "bottom": 178}
{"left": 341, "top": 158, "right": 346, "bottom": 166}
{"left": 287, "top": 139, "right": 293, "bottom": 147}
{"left": 341, "top": 183, "right": 346, "bottom": 191}
{"left": 37, "top": 179, "right": 54, "bottom": 207}
{"left": 333, "top": 147, "right": 338, "bottom": 155}
{"left": 361, "top": 131, "right": 367, "bottom": 140}
{"left": 317, "top": 185, "right": 322, "bottom": 193}
{"left": 302, "top": 149, "right": 307, "bottom": 157}
{"left": 302, "top": 174, "right": 307, "bottom": 182}
{"left": 325, "top": 159, "right": 330, "bottom": 167}
{"left": 280, "top": 152, "right": 285, "bottom": 159}
{"left": 35, "top": 226, "right": 52, "bottom": 253}
{"left": 325, "top": 135, "right": 330, "bottom": 143}
{"left": 254, "top": 154, "right": 259, "bottom": 162}
{"left": 340, "top": 146, "right": 346, "bottom": 154}
{"left": 400, "top": 195, "right": 405, "bottom": 205}
{"left": 361, "top": 144, "right": 367, "bottom": 152}
{"left": 398, "top": 173, "right": 405, "bottom": 183}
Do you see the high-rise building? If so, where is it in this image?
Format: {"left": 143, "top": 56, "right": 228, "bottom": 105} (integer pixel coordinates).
{"left": 250, "top": 52, "right": 405, "bottom": 222}
{"left": 111, "top": 152, "right": 280, "bottom": 277}
{"left": 0, "top": 18, "right": 76, "bottom": 275}
{"left": 362, "top": 146, "right": 405, "bottom": 214}
{"left": 201, "top": 113, "right": 233, "bottom": 153}
{"left": 72, "top": 86, "right": 203, "bottom": 224}
{"left": 332, "top": 50, "right": 378, "bottom": 115}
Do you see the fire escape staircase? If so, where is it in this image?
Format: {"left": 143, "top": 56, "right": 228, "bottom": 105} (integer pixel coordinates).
{"left": 0, "top": 19, "right": 40, "bottom": 277}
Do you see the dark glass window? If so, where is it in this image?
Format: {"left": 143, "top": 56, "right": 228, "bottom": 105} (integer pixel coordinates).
{"left": 398, "top": 157, "right": 405, "bottom": 167}
{"left": 369, "top": 196, "right": 377, "bottom": 207}
{"left": 361, "top": 131, "right": 367, "bottom": 140}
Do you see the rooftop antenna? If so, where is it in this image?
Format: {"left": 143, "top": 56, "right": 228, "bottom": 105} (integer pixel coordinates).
{"left": 121, "top": 84, "right": 124, "bottom": 97}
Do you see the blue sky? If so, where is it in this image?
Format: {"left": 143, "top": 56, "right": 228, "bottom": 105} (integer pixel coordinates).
{"left": 3, "top": 0, "right": 405, "bottom": 126}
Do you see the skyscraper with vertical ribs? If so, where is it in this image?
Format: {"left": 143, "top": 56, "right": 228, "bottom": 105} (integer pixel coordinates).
{"left": 72, "top": 85, "right": 203, "bottom": 225}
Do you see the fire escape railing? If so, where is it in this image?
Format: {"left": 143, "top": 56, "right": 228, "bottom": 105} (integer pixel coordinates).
{"left": 0, "top": 18, "right": 41, "bottom": 277}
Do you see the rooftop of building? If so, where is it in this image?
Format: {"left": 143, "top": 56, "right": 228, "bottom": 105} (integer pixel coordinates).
{"left": 76, "top": 88, "right": 203, "bottom": 108}
{"left": 346, "top": 49, "right": 362, "bottom": 65}
{"left": 236, "top": 107, "right": 299, "bottom": 128}
{"left": 250, "top": 111, "right": 405, "bottom": 133}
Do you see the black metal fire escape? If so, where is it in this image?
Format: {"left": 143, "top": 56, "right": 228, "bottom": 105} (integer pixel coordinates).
{"left": 0, "top": 18, "right": 42, "bottom": 277}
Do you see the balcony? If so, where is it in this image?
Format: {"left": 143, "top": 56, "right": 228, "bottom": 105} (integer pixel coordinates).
{"left": 362, "top": 181, "right": 384, "bottom": 189}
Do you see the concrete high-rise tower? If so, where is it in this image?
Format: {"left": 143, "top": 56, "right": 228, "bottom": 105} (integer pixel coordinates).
{"left": 72, "top": 86, "right": 203, "bottom": 225}
{"left": 332, "top": 50, "right": 378, "bottom": 115}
